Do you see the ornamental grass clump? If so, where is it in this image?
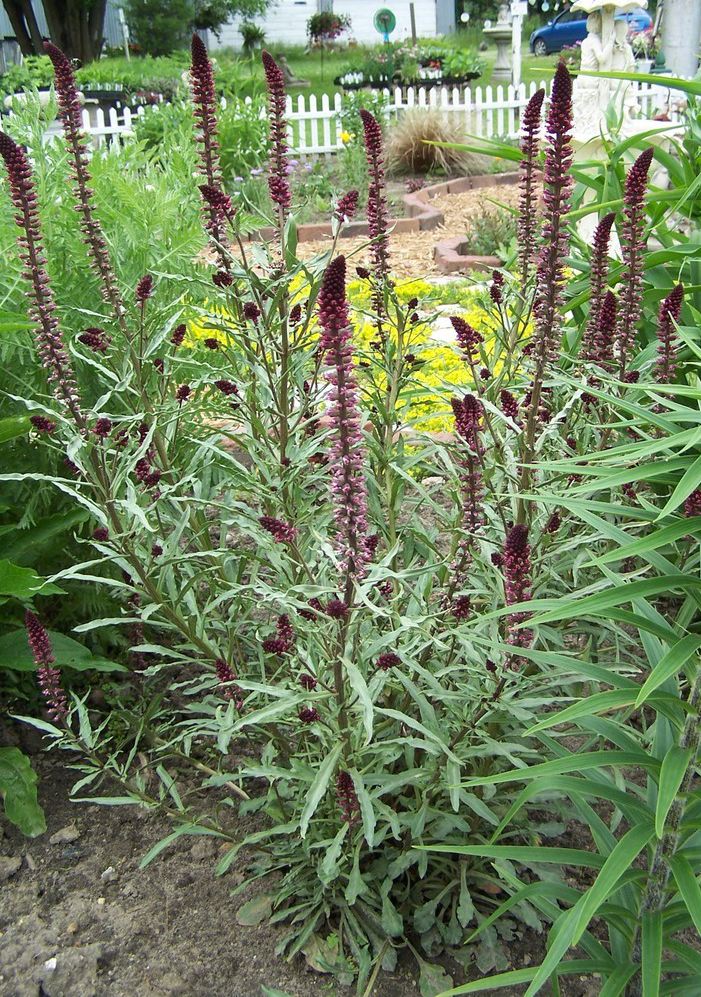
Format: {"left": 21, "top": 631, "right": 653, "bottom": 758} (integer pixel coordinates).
{"left": 5, "top": 49, "right": 698, "bottom": 994}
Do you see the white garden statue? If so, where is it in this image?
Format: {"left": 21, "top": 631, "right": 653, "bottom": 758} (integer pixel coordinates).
{"left": 570, "top": 2, "right": 640, "bottom": 143}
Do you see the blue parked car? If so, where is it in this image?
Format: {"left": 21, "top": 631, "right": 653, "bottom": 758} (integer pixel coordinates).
{"left": 529, "top": 6, "right": 653, "bottom": 56}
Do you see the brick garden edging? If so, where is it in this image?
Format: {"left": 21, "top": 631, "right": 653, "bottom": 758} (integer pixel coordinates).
{"left": 432, "top": 236, "right": 502, "bottom": 275}
{"left": 247, "top": 171, "right": 519, "bottom": 245}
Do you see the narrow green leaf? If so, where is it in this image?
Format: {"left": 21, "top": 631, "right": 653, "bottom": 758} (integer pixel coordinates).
{"left": 655, "top": 746, "right": 693, "bottom": 838}
{"left": 524, "top": 825, "right": 654, "bottom": 997}
{"left": 525, "top": 691, "right": 640, "bottom": 736}
{"left": 462, "top": 751, "right": 658, "bottom": 788}
{"left": 641, "top": 909, "right": 663, "bottom": 997}
{"left": 529, "top": 577, "right": 701, "bottom": 626}
{"left": 599, "top": 964, "right": 638, "bottom": 996}
{"left": 671, "top": 855, "right": 701, "bottom": 936}
{"left": 299, "top": 743, "right": 341, "bottom": 838}
{"left": 433, "top": 961, "right": 607, "bottom": 995}
{"left": 139, "top": 824, "right": 224, "bottom": 868}
{"left": 0, "top": 416, "right": 30, "bottom": 444}
{"left": 635, "top": 638, "right": 701, "bottom": 708}
{"left": 597, "top": 519, "right": 701, "bottom": 565}
{"left": 420, "top": 843, "right": 607, "bottom": 869}
{"left": 344, "top": 657, "right": 373, "bottom": 745}
{"left": 658, "top": 454, "right": 701, "bottom": 519}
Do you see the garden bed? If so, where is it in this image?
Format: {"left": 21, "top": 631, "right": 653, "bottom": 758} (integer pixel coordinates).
{"left": 292, "top": 176, "right": 520, "bottom": 278}
{"left": 0, "top": 740, "right": 580, "bottom": 997}
{"left": 248, "top": 171, "right": 519, "bottom": 254}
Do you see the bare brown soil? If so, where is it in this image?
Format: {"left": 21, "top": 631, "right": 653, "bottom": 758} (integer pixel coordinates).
{"left": 1, "top": 735, "right": 600, "bottom": 997}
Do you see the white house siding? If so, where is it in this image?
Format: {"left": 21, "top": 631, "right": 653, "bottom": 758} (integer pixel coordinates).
{"left": 211, "top": 0, "right": 319, "bottom": 50}
{"left": 334, "top": 1, "right": 438, "bottom": 44}
{"left": 209, "top": 0, "right": 448, "bottom": 51}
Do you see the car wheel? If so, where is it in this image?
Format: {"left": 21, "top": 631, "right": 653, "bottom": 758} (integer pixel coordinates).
{"left": 533, "top": 39, "right": 548, "bottom": 57}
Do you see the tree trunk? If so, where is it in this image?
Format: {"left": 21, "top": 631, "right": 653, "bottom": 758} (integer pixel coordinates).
{"left": 42, "top": 0, "right": 106, "bottom": 63}
{"left": 2, "top": 1, "right": 44, "bottom": 55}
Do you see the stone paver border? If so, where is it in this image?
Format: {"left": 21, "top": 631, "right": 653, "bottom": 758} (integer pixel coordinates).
{"left": 247, "top": 171, "right": 519, "bottom": 246}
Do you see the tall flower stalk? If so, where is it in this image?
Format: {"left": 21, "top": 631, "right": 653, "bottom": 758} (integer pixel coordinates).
{"left": 581, "top": 212, "right": 616, "bottom": 360}
{"left": 502, "top": 524, "right": 533, "bottom": 661}
{"left": 448, "top": 395, "right": 485, "bottom": 608}
{"left": 653, "top": 283, "right": 684, "bottom": 382}
{"left": 262, "top": 51, "right": 292, "bottom": 228}
{"left": 0, "top": 133, "right": 83, "bottom": 427}
{"left": 318, "top": 255, "right": 371, "bottom": 582}
{"left": 359, "top": 109, "right": 390, "bottom": 325}
{"left": 25, "top": 611, "right": 67, "bottom": 721}
{"left": 616, "top": 147, "right": 654, "bottom": 378}
{"left": 45, "top": 43, "right": 126, "bottom": 324}
{"left": 190, "top": 35, "right": 229, "bottom": 259}
{"left": 517, "top": 87, "right": 545, "bottom": 289}
{"left": 518, "top": 62, "right": 573, "bottom": 525}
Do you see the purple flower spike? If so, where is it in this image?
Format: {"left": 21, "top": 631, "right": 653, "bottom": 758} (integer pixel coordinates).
{"left": 136, "top": 274, "right": 153, "bottom": 303}
{"left": 318, "top": 256, "right": 371, "bottom": 579}
{"left": 532, "top": 62, "right": 573, "bottom": 366}
{"left": 653, "top": 283, "right": 684, "bottom": 382}
{"left": 25, "top": 610, "right": 67, "bottom": 721}
{"left": 336, "top": 770, "right": 360, "bottom": 824}
{"left": 30, "top": 415, "right": 57, "bottom": 434}
{"left": 0, "top": 132, "right": 82, "bottom": 426}
{"left": 44, "top": 43, "right": 125, "bottom": 321}
{"left": 582, "top": 212, "right": 616, "bottom": 359}
{"left": 261, "top": 51, "right": 292, "bottom": 214}
{"left": 503, "top": 524, "right": 533, "bottom": 656}
{"left": 450, "top": 316, "right": 482, "bottom": 367}
{"left": 262, "top": 614, "right": 294, "bottom": 655}
{"left": 215, "top": 657, "right": 243, "bottom": 709}
{"left": 500, "top": 389, "right": 519, "bottom": 422}
{"left": 451, "top": 395, "right": 484, "bottom": 542}
{"left": 334, "top": 189, "right": 359, "bottom": 223}
{"left": 377, "top": 651, "right": 400, "bottom": 671}
{"left": 359, "top": 109, "right": 390, "bottom": 296}
{"left": 191, "top": 35, "right": 229, "bottom": 257}
{"left": 259, "top": 515, "right": 296, "bottom": 543}
{"left": 685, "top": 490, "right": 701, "bottom": 518}
{"left": 518, "top": 88, "right": 545, "bottom": 287}
{"left": 616, "top": 147, "right": 654, "bottom": 376}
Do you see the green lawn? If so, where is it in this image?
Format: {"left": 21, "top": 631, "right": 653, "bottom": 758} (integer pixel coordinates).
{"left": 221, "top": 42, "right": 557, "bottom": 102}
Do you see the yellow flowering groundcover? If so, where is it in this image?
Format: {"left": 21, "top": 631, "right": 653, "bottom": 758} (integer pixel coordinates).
{"left": 187, "top": 276, "right": 529, "bottom": 433}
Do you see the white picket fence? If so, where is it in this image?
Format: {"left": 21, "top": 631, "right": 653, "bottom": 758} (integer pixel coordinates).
{"left": 38, "top": 76, "right": 685, "bottom": 156}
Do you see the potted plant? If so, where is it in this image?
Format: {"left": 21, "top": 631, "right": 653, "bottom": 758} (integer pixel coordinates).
{"left": 631, "top": 28, "right": 658, "bottom": 73}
